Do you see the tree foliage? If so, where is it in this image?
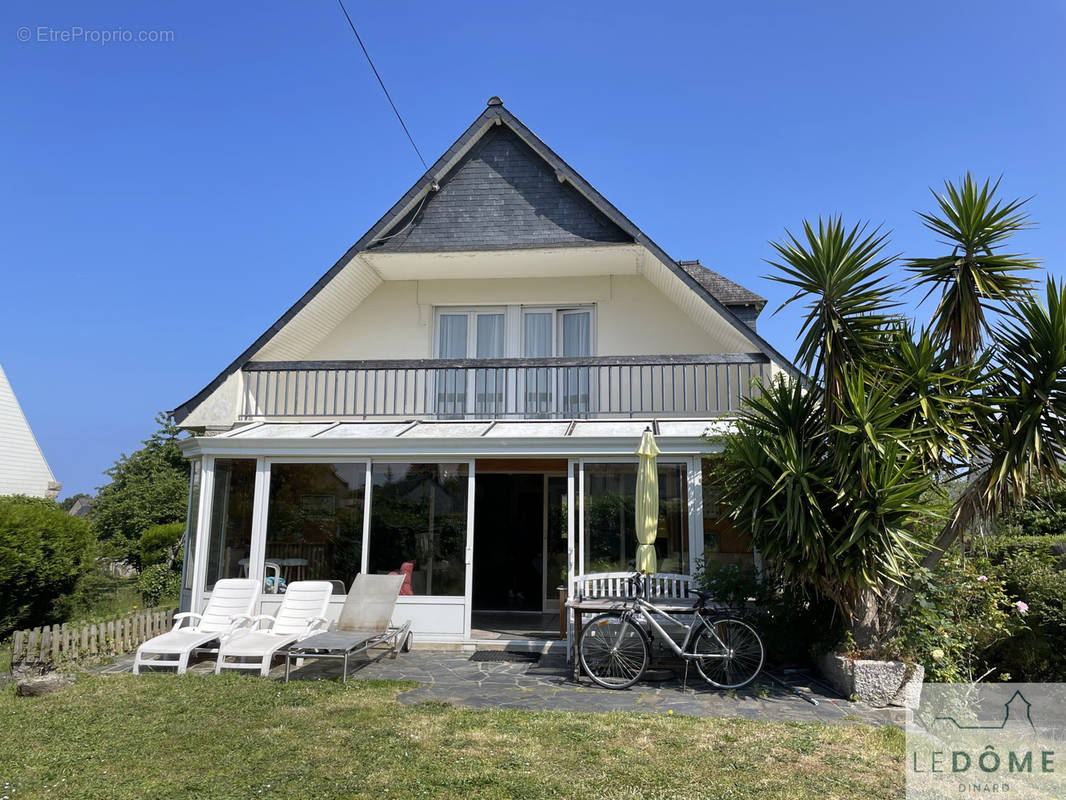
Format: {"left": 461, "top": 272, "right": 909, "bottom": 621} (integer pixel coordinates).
{"left": 0, "top": 495, "right": 94, "bottom": 637}
{"left": 768, "top": 217, "right": 899, "bottom": 413}
{"left": 722, "top": 174, "right": 1061, "bottom": 645}
{"left": 91, "top": 414, "right": 190, "bottom": 565}
{"left": 906, "top": 173, "right": 1037, "bottom": 365}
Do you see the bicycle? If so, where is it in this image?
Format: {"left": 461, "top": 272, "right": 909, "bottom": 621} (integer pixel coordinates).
{"left": 577, "top": 572, "right": 764, "bottom": 690}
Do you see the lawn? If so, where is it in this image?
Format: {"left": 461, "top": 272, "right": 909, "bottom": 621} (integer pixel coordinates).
{"left": 0, "top": 674, "right": 904, "bottom": 800}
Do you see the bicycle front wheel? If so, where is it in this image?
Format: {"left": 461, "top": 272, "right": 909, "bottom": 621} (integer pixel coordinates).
{"left": 578, "top": 613, "right": 649, "bottom": 689}
{"left": 692, "top": 616, "right": 764, "bottom": 689}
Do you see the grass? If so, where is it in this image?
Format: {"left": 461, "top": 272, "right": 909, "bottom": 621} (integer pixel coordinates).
{"left": 76, "top": 581, "right": 145, "bottom": 620}
{"left": 0, "top": 674, "right": 905, "bottom": 800}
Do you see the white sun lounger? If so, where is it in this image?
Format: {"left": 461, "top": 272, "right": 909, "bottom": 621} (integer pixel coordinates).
{"left": 133, "top": 578, "right": 259, "bottom": 674}
{"left": 214, "top": 580, "right": 333, "bottom": 676}
{"left": 284, "top": 573, "right": 412, "bottom": 683}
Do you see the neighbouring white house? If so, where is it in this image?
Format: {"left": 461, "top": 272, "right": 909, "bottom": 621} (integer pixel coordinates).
{"left": 0, "top": 363, "right": 61, "bottom": 499}
{"left": 171, "top": 98, "right": 799, "bottom": 644}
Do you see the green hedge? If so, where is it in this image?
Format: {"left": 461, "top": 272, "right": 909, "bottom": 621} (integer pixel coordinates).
{"left": 981, "top": 534, "right": 1066, "bottom": 562}
{"left": 0, "top": 495, "right": 94, "bottom": 638}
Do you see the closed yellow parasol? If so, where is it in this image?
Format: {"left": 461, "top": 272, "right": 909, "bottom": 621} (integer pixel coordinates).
{"left": 635, "top": 428, "right": 660, "bottom": 575}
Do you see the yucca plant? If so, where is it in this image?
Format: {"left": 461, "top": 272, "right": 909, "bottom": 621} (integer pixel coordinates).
{"left": 722, "top": 372, "right": 937, "bottom": 643}
{"left": 921, "top": 278, "right": 1066, "bottom": 568}
{"left": 906, "top": 174, "right": 1038, "bottom": 365}
{"left": 767, "top": 217, "right": 900, "bottom": 415}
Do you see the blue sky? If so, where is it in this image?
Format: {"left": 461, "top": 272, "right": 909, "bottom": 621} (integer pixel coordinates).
{"left": 3, "top": 1, "right": 1064, "bottom": 498}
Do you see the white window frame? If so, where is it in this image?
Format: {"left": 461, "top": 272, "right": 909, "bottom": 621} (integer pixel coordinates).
{"left": 432, "top": 305, "right": 596, "bottom": 418}
{"left": 519, "top": 305, "right": 596, "bottom": 358}
{"left": 431, "top": 305, "right": 597, "bottom": 360}
{"left": 521, "top": 306, "right": 596, "bottom": 416}
{"left": 432, "top": 307, "right": 507, "bottom": 417}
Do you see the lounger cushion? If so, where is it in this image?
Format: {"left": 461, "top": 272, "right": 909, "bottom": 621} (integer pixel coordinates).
{"left": 138, "top": 629, "right": 220, "bottom": 656}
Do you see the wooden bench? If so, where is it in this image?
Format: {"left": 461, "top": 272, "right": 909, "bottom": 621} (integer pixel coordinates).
{"left": 573, "top": 571, "right": 692, "bottom": 601}
{"left": 565, "top": 572, "right": 695, "bottom": 674}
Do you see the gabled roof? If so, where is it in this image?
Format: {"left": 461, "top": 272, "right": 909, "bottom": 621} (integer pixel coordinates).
{"left": 0, "top": 363, "right": 60, "bottom": 498}
{"left": 172, "top": 98, "right": 798, "bottom": 423}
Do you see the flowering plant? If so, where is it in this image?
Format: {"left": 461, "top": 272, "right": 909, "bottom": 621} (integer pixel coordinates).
{"left": 889, "top": 555, "right": 1020, "bottom": 682}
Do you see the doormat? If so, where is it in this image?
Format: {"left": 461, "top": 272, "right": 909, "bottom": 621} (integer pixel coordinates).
{"left": 469, "top": 650, "right": 542, "bottom": 663}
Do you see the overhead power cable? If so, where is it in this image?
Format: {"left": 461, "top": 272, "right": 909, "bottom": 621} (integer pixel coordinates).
{"left": 336, "top": 0, "right": 429, "bottom": 172}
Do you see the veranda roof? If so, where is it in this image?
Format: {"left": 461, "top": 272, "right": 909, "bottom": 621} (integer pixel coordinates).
{"left": 180, "top": 418, "right": 734, "bottom": 459}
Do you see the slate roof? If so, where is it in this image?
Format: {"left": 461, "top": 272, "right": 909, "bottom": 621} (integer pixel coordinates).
{"left": 171, "top": 99, "right": 799, "bottom": 424}
{"left": 371, "top": 126, "right": 631, "bottom": 251}
{"left": 677, "top": 260, "right": 766, "bottom": 310}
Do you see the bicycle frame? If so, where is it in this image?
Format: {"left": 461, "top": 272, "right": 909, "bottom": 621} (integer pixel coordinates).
{"left": 622, "top": 596, "right": 730, "bottom": 662}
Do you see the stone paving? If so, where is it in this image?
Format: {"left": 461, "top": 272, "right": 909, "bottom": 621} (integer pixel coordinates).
{"left": 99, "top": 648, "right": 906, "bottom": 727}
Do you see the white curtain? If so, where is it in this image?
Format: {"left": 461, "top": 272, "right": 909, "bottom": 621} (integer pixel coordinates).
{"left": 523, "top": 313, "right": 553, "bottom": 357}
{"left": 438, "top": 314, "right": 468, "bottom": 358}
{"left": 561, "top": 311, "right": 591, "bottom": 356}
{"left": 476, "top": 314, "right": 505, "bottom": 357}
{"left": 437, "top": 315, "right": 467, "bottom": 415}
{"left": 523, "top": 313, "right": 553, "bottom": 413}
{"left": 475, "top": 314, "right": 504, "bottom": 412}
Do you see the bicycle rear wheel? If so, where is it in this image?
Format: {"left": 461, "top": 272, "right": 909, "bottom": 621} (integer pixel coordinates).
{"left": 578, "top": 613, "right": 649, "bottom": 689}
{"left": 692, "top": 616, "right": 764, "bottom": 689}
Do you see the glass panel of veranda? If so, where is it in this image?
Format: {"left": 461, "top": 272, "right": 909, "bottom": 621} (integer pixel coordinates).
{"left": 581, "top": 462, "right": 689, "bottom": 575}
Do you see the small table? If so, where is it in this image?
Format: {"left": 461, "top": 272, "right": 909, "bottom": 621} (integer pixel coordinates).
{"left": 565, "top": 596, "right": 698, "bottom": 681}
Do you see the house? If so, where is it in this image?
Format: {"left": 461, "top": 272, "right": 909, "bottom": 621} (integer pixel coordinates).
{"left": 171, "top": 98, "right": 797, "bottom": 644}
{"left": 0, "top": 363, "right": 61, "bottom": 500}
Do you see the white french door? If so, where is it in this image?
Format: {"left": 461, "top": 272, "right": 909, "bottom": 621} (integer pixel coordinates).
{"left": 522, "top": 308, "right": 593, "bottom": 416}
{"left": 437, "top": 309, "right": 505, "bottom": 416}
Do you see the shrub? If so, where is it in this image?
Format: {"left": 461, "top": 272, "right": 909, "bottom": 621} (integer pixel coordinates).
{"left": 981, "top": 534, "right": 1066, "bottom": 564}
{"left": 0, "top": 495, "right": 94, "bottom": 637}
{"left": 996, "top": 478, "right": 1066, "bottom": 539}
{"left": 888, "top": 555, "right": 1017, "bottom": 682}
{"left": 695, "top": 560, "right": 842, "bottom": 666}
{"left": 139, "top": 522, "right": 185, "bottom": 568}
{"left": 987, "top": 550, "right": 1066, "bottom": 681}
{"left": 137, "top": 564, "right": 181, "bottom": 607}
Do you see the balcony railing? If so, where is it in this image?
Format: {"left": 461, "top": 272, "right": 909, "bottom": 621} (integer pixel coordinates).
{"left": 240, "top": 354, "right": 770, "bottom": 421}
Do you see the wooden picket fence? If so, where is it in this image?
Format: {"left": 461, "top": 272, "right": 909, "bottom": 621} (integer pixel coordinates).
{"left": 9, "top": 606, "right": 176, "bottom": 667}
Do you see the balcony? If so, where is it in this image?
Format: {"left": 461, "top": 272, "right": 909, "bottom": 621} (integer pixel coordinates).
{"left": 239, "top": 354, "right": 769, "bottom": 421}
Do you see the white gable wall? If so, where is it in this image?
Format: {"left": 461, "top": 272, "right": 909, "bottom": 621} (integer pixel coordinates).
{"left": 301, "top": 274, "right": 748, "bottom": 361}
{"left": 0, "top": 364, "right": 60, "bottom": 498}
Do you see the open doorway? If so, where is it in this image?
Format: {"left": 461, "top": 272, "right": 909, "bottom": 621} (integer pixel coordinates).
{"left": 474, "top": 473, "right": 542, "bottom": 610}
{"left": 472, "top": 463, "right": 567, "bottom": 616}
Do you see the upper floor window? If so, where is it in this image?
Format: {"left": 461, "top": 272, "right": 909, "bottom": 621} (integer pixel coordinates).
{"left": 437, "top": 308, "right": 506, "bottom": 360}
{"left": 434, "top": 306, "right": 593, "bottom": 360}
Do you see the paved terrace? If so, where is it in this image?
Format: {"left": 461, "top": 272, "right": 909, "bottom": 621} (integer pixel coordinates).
{"left": 100, "top": 648, "right": 906, "bottom": 727}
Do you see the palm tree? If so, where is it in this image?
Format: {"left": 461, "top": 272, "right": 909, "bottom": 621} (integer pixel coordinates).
{"left": 920, "top": 278, "right": 1066, "bottom": 568}
{"left": 725, "top": 178, "right": 1064, "bottom": 644}
{"left": 767, "top": 217, "right": 899, "bottom": 415}
{"left": 906, "top": 174, "right": 1038, "bottom": 365}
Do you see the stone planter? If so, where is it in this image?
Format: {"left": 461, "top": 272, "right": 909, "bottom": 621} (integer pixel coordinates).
{"left": 820, "top": 653, "right": 924, "bottom": 709}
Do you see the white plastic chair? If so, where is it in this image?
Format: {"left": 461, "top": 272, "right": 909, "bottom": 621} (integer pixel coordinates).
{"left": 215, "top": 581, "right": 333, "bottom": 676}
{"left": 133, "top": 578, "right": 259, "bottom": 674}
